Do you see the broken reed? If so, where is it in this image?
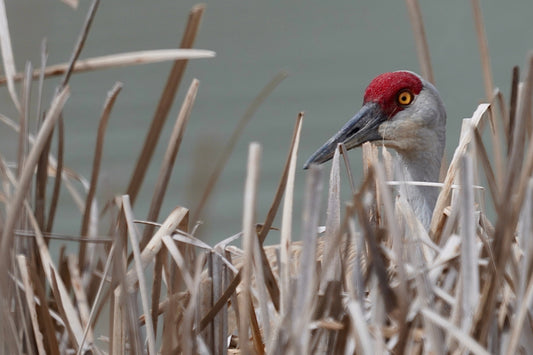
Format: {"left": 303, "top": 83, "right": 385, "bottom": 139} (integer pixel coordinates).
{"left": 2, "top": 1, "right": 533, "bottom": 355}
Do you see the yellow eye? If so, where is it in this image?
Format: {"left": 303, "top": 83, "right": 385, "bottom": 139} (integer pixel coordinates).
{"left": 397, "top": 90, "right": 413, "bottom": 106}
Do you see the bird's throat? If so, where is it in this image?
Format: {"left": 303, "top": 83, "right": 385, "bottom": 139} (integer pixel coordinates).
{"left": 395, "top": 149, "right": 442, "bottom": 229}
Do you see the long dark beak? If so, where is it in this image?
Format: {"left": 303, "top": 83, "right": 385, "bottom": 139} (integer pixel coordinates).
{"left": 303, "top": 102, "right": 386, "bottom": 169}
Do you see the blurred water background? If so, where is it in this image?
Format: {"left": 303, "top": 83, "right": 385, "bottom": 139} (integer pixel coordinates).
{"left": 2, "top": 1, "right": 533, "bottom": 245}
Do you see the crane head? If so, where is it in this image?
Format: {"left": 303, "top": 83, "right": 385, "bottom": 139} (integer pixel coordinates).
{"left": 304, "top": 70, "right": 446, "bottom": 169}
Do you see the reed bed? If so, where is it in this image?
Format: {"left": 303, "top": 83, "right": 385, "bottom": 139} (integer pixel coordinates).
{"left": 1, "top": 1, "right": 533, "bottom": 354}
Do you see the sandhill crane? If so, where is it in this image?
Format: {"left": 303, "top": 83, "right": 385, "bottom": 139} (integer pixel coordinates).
{"left": 304, "top": 71, "right": 446, "bottom": 228}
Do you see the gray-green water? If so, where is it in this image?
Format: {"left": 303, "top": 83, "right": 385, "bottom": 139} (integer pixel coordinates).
{"left": 3, "top": 1, "right": 533, "bottom": 244}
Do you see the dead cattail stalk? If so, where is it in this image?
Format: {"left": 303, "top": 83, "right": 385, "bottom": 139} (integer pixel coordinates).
{"left": 126, "top": 4, "right": 207, "bottom": 204}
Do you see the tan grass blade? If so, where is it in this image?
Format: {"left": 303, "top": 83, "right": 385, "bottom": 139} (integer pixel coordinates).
{"left": 0, "top": 49, "right": 214, "bottom": 86}
{"left": 404, "top": 0, "right": 434, "bottom": 84}
{"left": 292, "top": 164, "right": 323, "bottom": 353}
{"left": 60, "top": 0, "right": 100, "bottom": 88}
{"left": 16, "top": 255, "right": 46, "bottom": 355}
{"left": 396, "top": 196, "right": 445, "bottom": 352}
{"left": 45, "top": 115, "right": 64, "bottom": 233}
{"left": 239, "top": 142, "right": 262, "bottom": 353}
{"left": 251, "top": 228, "right": 272, "bottom": 350}
{"left": 474, "top": 53, "right": 533, "bottom": 344}
{"left": 373, "top": 160, "right": 410, "bottom": 352}
{"left": 505, "top": 270, "right": 533, "bottom": 355}
{"left": 161, "top": 234, "right": 195, "bottom": 291}
{"left": 140, "top": 79, "right": 199, "bottom": 248}
{"left": 421, "top": 308, "right": 490, "bottom": 355}
{"left": 79, "top": 82, "right": 122, "bottom": 268}
{"left": 122, "top": 206, "right": 188, "bottom": 291}
{"left": 17, "top": 63, "right": 32, "bottom": 179}
{"left": 473, "top": 127, "right": 499, "bottom": 206}
{"left": 459, "top": 155, "right": 479, "bottom": 331}
{"left": 111, "top": 289, "right": 125, "bottom": 355}
{"left": 0, "top": 86, "right": 70, "bottom": 263}
{"left": 26, "top": 260, "right": 60, "bottom": 355}
{"left": 508, "top": 66, "right": 520, "bottom": 151}
{"left": 50, "top": 269, "right": 81, "bottom": 352}
{"left": 517, "top": 179, "right": 533, "bottom": 303}
{"left": 0, "top": 0, "right": 20, "bottom": 110}
{"left": 430, "top": 103, "right": 490, "bottom": 238}
{"left": 319, "top": 147, "right": 341, "bottom": 292}
{"left": 35, "top": 41, "right": 49, "bottom": 229}
{"left": 48, "top": 0, "right": 99, "bottom": 230}
{"left": 346, "top": 300, "right": 373, "bottom": 355}
{"left": 76, "top": 242, "right": 115, "bottom": 354}
{"left": 353, "top": 171, "right": 396, "bottom": 313}
{"left": 279, "top": 114, "right": 304, "bottom": 314}
{"left": 67, "top": 255, "right": 93, "bottom": 344}
{"left": 471, "top": 0, "right": 494, "bottom": 102}
{"left": 339, "top": 144, "right": 357, "bottom": 194}
{"left": 121, "top": 195, "right": 156, "bottom": 355}
{"left": 23, "top": 202, "right": 85, "bottom": 349}
{"left": 511, "top": 57, "right": 533, "bottom": 207}
{"left": 126, "top": 5, "right": 206, "bottom": 204}
{"left": 254, "top": 112, "right": 304, "bottom": 312}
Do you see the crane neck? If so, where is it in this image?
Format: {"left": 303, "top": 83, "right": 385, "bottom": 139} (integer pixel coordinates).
{"left": 395, "top": 147, "right": 443, "bottom": 229}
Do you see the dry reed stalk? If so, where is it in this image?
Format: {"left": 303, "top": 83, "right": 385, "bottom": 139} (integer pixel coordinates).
{"left": 161, "top": 234, "right": 195, "bottom": 291}
{"left": 0, "top": 87, "right": 70, "bottom": 264}
{"left": 79, "top": 82, "right": 122, "bottom": 268}
{"left": 121, "top": 195, "right": 156, "bottom": 355}
{"left": 0, "top": 0, "right": 20, "bottom": 111}
{"left": 126, "top": 4, "right": 206, "bottom": 204}
{"left": 319, "top": 148, "right": 341, "bottom": 293}
{"left": 140, "top": 79, "right": 199, "bottom": 248}
{"left": 45, "top": 114, "right": 64, "bottom": 233}
{"left": 471, "top": 0, "right": 505, "bottom": 200}
{"left": 239, "top": 142, "right": 262, "bottom": 354}
{"left": 471, "top": 0, "right": 494, "bottom": 102}
{"left": 473, "top": 127, "right": 499, "bottom": 205}
{"left": 28, "top": 260, "right": 60, "bottom": 355}
{"left": 17, "top": 63, "right": 32, "bottom": 179}
{"left": 473, "top": 53, "right": 533, "bottom": 345}
{"left": 279, "top": 114, "right": 304, "bottom": 315}
{"left": 77, "top": 242, "right": 116, "bottom": 354}
{"left": 199, "top": 112, "right": 303, "bottom": 332}
{"left": 292, "top": 165, "right": 323, "bottom": 353}
{"left": 339, "top": 143, "right": 356, "bottom": 194}
{"left": 430, "top": 103, "right": 490, "bottom": 238}
{"left": 66, "top": 255, "right": 93, "bottom": 343}
{"left": 111, "top": 288, "right": 125, "bottom": 355}
{"left": 35, "top": 71, "right": 51, "bottom": 232}
{"left": 0, "top": 49, "right": 215, "bottom": 86}
{"left": 459, "top": 155, "right": 479, "bottom": 332}
{"left": 508, "top": 66, "right": 520, "bottom": 151}
{"left": 123, "top": 206, "right": 189, "bottom": 290}
{"left": 24, "top": 201, "right": 85, "bottom": 350}
{"left": 421, "top": 308, "right": 490, "bottom": 355}
{"left": 252, "top": 112, "right": 304, "bottom": 313}
{"left": 404, "top": 0, "right": 434, "bottom": 84}
{"left": 16, "top": 255, "right": 46, "bottom": 355}
{"left": 61, "top": 0, "right": 100, "bottom": 88}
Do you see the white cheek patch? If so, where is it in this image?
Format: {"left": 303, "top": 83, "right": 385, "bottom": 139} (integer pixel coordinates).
{"left": 378, "top": 118, "right": 432, "bottom": 152}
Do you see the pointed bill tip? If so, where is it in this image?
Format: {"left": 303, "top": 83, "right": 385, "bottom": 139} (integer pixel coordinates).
{"left": 303, "top": 102, "right": 383, "bottom": 170}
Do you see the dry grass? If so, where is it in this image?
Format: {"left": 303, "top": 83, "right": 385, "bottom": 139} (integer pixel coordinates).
{"left": 1, "top": 1, "right": 533, "bottom": 354}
